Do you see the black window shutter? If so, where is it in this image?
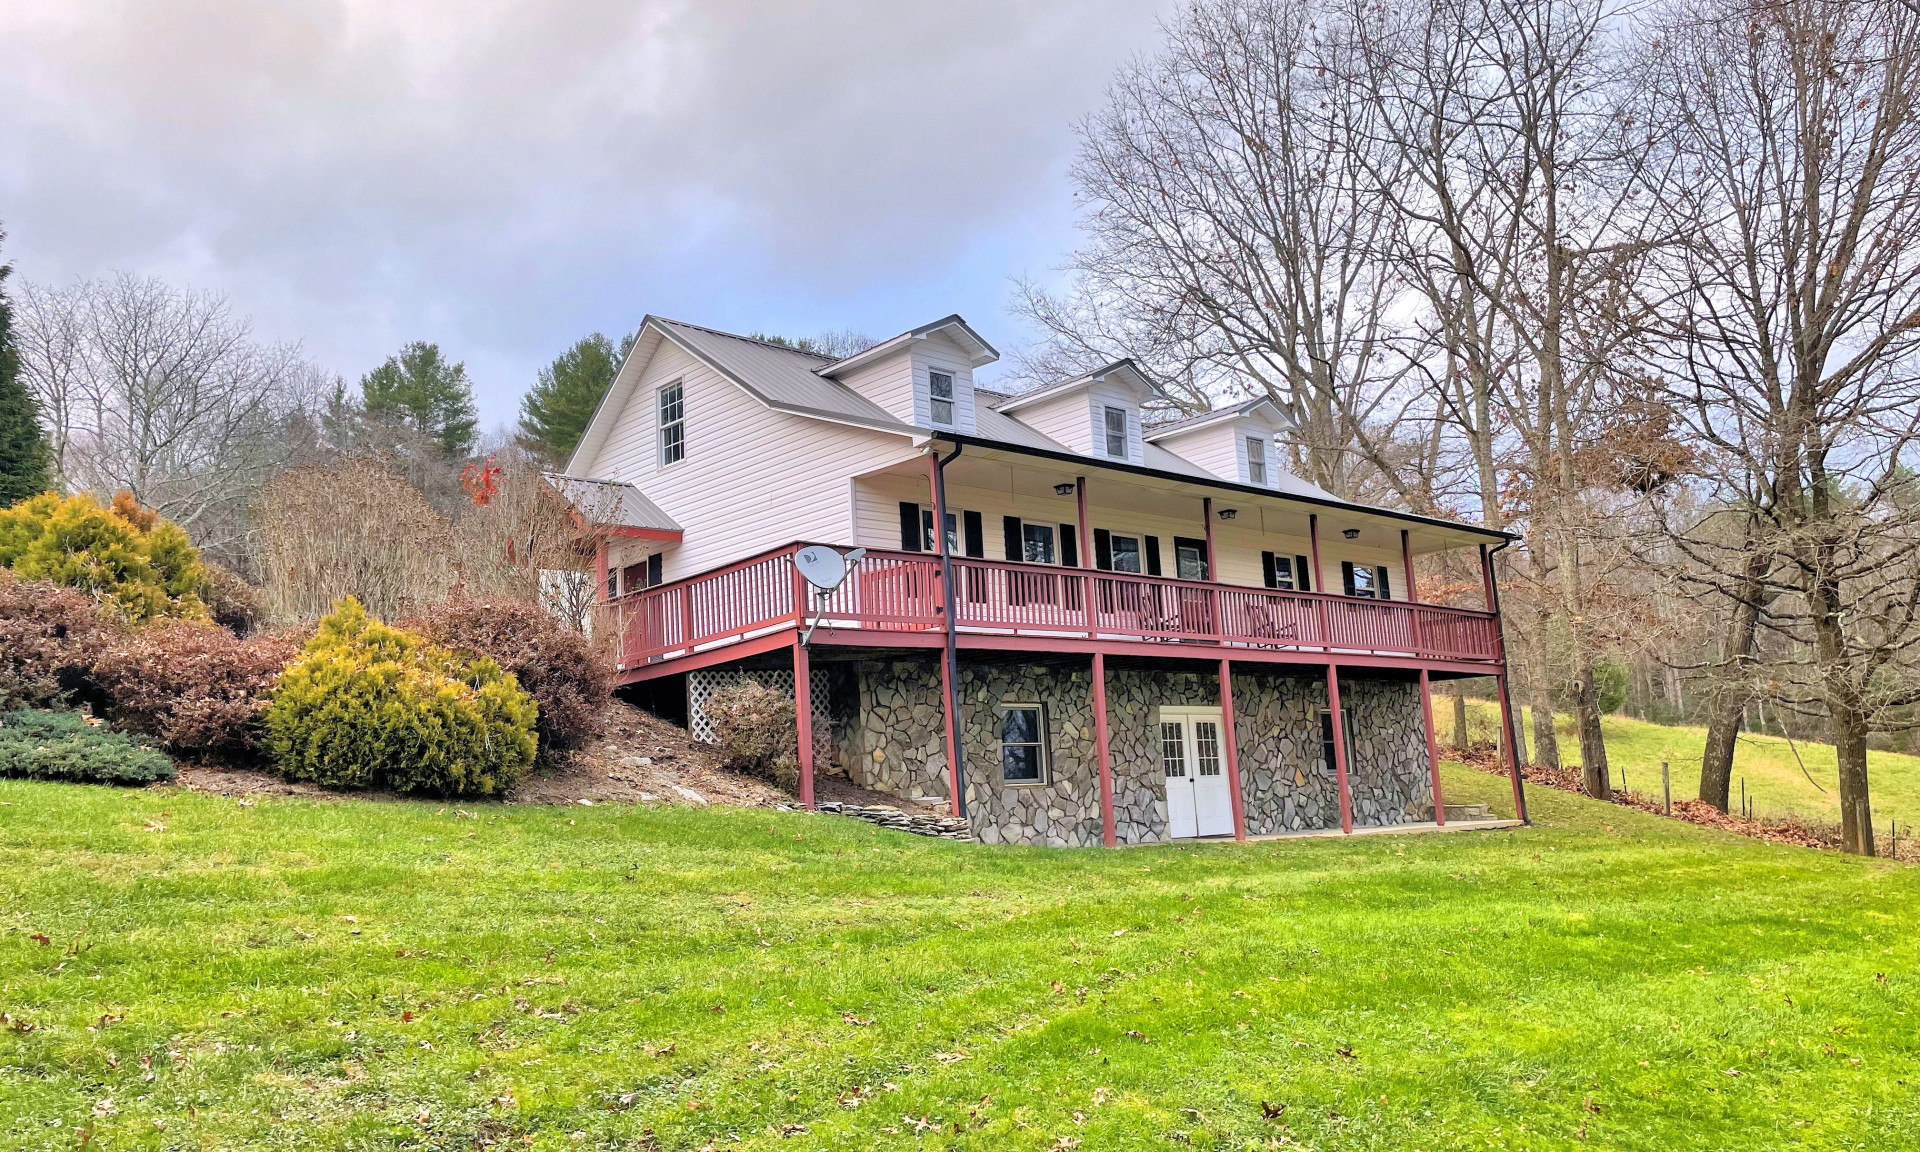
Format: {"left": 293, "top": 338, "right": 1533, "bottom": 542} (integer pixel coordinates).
{"left": 1144, "top": 536, "right": 1162, "bottom": 576}
{"left": 1296, "top": 555, "right": 1312, "bottom": 592}
{"left": 1376, "top": 565, "right": 1392, "bottom": 600}
{"left": 1003, "top": 516, "right": 1022, "bottom": 561}
{"left": 899, "top": 502, "right": 923, "bottom": 552}
{"left": 1059, "top": 525, "right": 1079, "bottom": 567}
{"left": 963, "top": 510, "right": 984, "bottom": 558}
{"left": 1341, "top": 560, "right": 1356, "bottom": 597}
{"left": 1261, "top": 551, "right": 1277, "bottom": 588}
{"left": 647, "top": 553, "right": 663, "bottom": 587}
{"left": 1093, "top": 528, "right": 1112, "bottom": 570}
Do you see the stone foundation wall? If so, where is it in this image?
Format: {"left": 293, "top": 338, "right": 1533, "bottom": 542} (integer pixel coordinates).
{"left": 842, "top": 658, "right": 1430, "bottom": 846}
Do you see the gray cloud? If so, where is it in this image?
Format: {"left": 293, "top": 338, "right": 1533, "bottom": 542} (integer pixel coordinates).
{"left": 0, "top": 0, "right": 1173, "bottom": 423}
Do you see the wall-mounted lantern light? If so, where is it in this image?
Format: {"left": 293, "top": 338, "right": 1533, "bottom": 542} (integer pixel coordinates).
{"left": 1217, "top": 508, "right": 1238, "bottom": 520}
{"left": 1342, "top": 528, "right": 1361, "bottom": 539}
{"left": 1054, "top": 483, "right": 1077, "bottom": 496}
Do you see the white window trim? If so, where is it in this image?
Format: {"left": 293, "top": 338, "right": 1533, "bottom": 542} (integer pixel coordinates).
{"left": 657, "top": 379, "right": 686, "bottom": 467}
{"left": 928, "top": 368, "right": 957, "bottom": 428}
{"left": 998, "top": 702, "right": 1050, "bottom": 786}
{"left": 1103, "top": 405, "right": 1130, "bottom": 459}
{"left": 1246, "top": 435, "right": 1268, "bottom": 486}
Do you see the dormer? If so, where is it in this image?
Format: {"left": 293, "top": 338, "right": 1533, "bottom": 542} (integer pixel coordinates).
{"left": 1145, "top": 397, "right": 1293, "bottom": 488}
{"left": 815, "top": 315, "right": 997, "bottom": 434}
{"left": 994, "top": 360, "right": 1161, "bottom": 464}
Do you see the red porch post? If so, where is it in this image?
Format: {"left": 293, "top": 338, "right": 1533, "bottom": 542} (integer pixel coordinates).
{"left": 1218, "top": 658, "right": 1247, "bottom": 841}
{"left": 1482, "top": 543, "right": 1530, "bottom": 823}
{"left": 1092, "top": 651, "right": 1116, "bottom": 847}
{"left": 938, "top": 645, "right": 963, "bottom": 818}
{"left": 1404, "top": 529, "right": 1445, "bottom": 824}
{"left": 1203, "top": 497, "right": 1216, "bottom": 579}
{"left": 1325, "top": 663, "right": 1354, "bottom": 834}
{"left": 1309, "top": 514, "right": 1329, "bottom": 649}
{"left": 1420, "top": 668, "right": 1446, "bottom": 825}
{"left": 793, "top": 640, "right": 816, "bottom": 811}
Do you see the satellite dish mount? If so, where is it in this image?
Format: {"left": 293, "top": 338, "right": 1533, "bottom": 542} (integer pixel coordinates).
{"left": 795, "top": 545, "right": 866, "bottom": 645}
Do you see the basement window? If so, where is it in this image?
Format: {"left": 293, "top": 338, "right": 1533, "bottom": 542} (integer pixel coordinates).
{"left": 1000, "top": 704, "right": 1049, "bottom": 784}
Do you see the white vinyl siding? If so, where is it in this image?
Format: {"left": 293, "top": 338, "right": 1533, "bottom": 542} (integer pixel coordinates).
{"left": 658, "top": 381, "right": 685, "bottom": 465}
{"left": 577, "top": 340, "right": 919, "bottom": 580}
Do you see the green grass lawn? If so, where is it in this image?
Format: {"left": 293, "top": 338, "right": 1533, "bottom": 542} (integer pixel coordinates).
{"left": 3, "top": 770, "right": 1917, "bottom": 1151}
{"left": 1474, "top": 702, "right": 1920, "bottom": 833}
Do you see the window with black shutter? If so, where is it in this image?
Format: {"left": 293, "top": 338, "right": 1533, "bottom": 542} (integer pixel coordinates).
{"left": 647, "top": 553, "right": 663, "bottom": 587}
{"left": 1058, "top": 524, "right": 1078, "bottom": 567}
{"left": 1093, "top": 528, "right": 1112, "bottom": 570}
{"left": 1376, "top": 565, "right": 1391, "bottom": 600}
{"left": 899, "top": 502, "right": 923, "bottom": 552}
{"left": 963, "top": 510, "right": 984, "bottom": 558}
{"left": 1003, "top": 516, "right": 1023, "bottom": 561}
{"left": 1144, "top": 536, "right": 1162, "bottom": 576}
{"left": 1296, "top": 555, "right": 1312, "bottom": 592}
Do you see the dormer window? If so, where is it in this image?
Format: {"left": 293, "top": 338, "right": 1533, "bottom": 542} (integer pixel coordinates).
{"left": 1247, "top": 436, "right": 1267, "bottom": 485}
{"left": 1104, "top": 406, "right": 1129, "bottom": 458}
{"left": 929, "top": 370, "right": 955, "bottom": 427}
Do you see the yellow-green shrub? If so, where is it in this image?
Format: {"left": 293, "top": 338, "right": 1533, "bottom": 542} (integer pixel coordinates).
{"left": 264, "top": 598, "right": 537, "bottom": 797}
{"left": 0, "top": 491, "right": 207, "bottom": 622}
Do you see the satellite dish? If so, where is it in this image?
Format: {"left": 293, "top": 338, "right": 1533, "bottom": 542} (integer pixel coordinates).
{"left": 795, "top": 545, "right": 852, "bottom": 591}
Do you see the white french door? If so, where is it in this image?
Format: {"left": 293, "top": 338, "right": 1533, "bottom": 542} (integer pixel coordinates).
{"left": 1159, "top": 708, "right": 1235, "bottom": 839}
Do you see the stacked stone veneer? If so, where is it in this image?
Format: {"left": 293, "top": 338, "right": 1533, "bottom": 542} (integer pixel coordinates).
{"left": 835, "top": 656, "right": 1431, "bottom": 847}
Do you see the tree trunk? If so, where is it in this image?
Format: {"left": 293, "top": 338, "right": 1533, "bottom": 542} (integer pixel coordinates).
{"left": 1572, "top": 651, "right": 1611, "bottom": 800}
{"left": 1698, "top": 690, "right": 1745, "bottom": 812}
{"left": 1451, "top": 690, "right": 1469, "bottom": 752}
{"left": 1832, "top": 699, "right": 1874, "bottom": 856}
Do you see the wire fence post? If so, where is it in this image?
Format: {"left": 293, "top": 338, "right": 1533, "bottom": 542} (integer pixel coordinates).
{"left": 1740, "top": 777, "right": 1747, "bottom": 821}
{"left": 1662, "top": 759, "right": 1671, "bottom": 816}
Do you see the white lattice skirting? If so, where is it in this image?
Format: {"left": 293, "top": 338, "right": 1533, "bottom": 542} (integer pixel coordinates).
{"left": 687, "top": 668, "right": 831, "bottom": 743}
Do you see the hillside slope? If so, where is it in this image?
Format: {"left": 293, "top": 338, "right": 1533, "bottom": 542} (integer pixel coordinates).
{"left": 1, "top": 767, "right": 1915, "bottom": 1150}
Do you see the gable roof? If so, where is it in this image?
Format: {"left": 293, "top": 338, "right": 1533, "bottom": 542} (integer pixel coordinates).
{"left": 1145, "top": 396, "right": 1291, "bottom": 440}
{"left": 816, "top": 314, "right": 998, "bottom": 377}
{"left": 992, "top": 359, "right": 1163, "bottom": 414}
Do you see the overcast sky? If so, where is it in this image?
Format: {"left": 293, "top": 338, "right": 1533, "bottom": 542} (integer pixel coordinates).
{"left": 0, "top": 0, "right": 1174, "bottom": 428}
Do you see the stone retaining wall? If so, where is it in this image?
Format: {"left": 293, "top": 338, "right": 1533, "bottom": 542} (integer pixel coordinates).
{"left": 836, "top": 657, "right": 1430, "bottom": 846}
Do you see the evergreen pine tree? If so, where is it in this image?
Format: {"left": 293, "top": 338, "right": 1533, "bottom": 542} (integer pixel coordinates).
{"left": 360, "top": 341, "right": 480, "bottom": 458}
{"left": 0, "top": 229, "right": 53, "bottom": 506}
{"left": 517, "top": 330, "right": 635, "bottom": 465}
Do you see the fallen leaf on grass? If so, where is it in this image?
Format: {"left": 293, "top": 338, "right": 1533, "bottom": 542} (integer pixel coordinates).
{"left": 843, "top": 1013, "right": 873, "bottom": 1026}
{"left": 143, "top": 820, "right": 166, "bottom": 833}
{"left": 1335, "top": 1045, "right": 1356, "bottom": 1060}
{"left": 934, "top": 1050, "right": 969, "bottom": 1064}
{"left": 29, "top": 933, "right": 50, "bottom": 946}
{"left": 1124, "top": 1030, "right": 1150, "bottom": 1043}
{"left": 1262, "top": 1101, "right": 1287, "bottom": 1120}
{"left": 779, "top": 1124, "right": 808, "bottom": 1137}
{"left": 1051, "top": 1137, "right": 1082, "bottom": 1150}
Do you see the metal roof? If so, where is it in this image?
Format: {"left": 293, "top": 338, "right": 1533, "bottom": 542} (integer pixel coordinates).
{"left": 652, "top": 319, "right": 919, "bottom": 435}
{"left": 542, "top": 473, "right": 682, "bottom": 533}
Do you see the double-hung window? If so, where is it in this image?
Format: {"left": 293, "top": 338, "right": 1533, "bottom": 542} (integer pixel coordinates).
{"left": 1000, "top": 704, "right": 1049, "bottom": 784}
{"left": 1247, "top": 436, "right": 1268, "bottom": 486}
{"left": 929, "top": 370, "right": 956, "bottom": 427}
{"left": 658, "top": 382, "right": 686, "bottom": 466}
{"left": 1104, "top": 406, "right": 1129, "bottom": 458}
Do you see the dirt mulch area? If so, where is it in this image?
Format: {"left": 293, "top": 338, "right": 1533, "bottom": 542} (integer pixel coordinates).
{"left": 172, "top": 702, "right": 930, "bottom": 814}
{"left": 1456, "top": 745, "right": 1912, "bottom": 859}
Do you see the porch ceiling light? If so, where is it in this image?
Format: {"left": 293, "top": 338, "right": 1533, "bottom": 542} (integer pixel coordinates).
{"left": 1342, "top": 528, "right": 1361, "bottom": 539}
{"left": 1054, "top": 483, "right": 1077, "bottom": 496}
{"left": 1216, "top": 508, "right": 1237, "bottom": 520}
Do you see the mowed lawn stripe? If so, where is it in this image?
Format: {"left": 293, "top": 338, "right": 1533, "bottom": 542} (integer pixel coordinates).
{"left": 1, "top": 768, "right": 1916, "bottom": 1150}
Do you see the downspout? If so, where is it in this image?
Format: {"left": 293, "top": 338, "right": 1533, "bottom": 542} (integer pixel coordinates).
{"left": 932, "top": 441, "right": 967, "bottom": 818}
{"left": 1486, "top": 538, "right": 1531, "bottom": 825}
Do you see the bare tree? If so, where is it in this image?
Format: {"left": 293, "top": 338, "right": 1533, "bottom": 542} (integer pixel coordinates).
{"left": 1013, "top": 0, "right": 1429, "bottom": 505}
{"left": 1631, "top": 0, "right": 1920, "bottom": 850}
{"left": 13, "top": 273, "right": 325, "bottom": 566}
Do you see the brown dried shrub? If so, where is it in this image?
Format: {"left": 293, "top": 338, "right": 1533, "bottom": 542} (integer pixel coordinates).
{"left": 0, "top": 571, "right": 123, "bottom": 709}
{"left": 91, "top": 620, "right": 303, "bottom": 761}
{"left": 703, "top": 680, "right": 831, "bottom": 794}
{"left": 199, "top": 562, "right": 262, "bottom": 635}
{"left": 404, "top": 594, "right": 611, "bottom": 769}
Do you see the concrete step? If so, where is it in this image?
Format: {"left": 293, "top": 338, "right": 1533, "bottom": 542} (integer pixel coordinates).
{"left": 1443, "top": 803, "right": 1493, "bottom": 822}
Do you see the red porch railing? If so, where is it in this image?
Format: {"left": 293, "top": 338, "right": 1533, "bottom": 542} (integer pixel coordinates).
{"left": 611, "top": 543, "right": 1502, "bottom": 670}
